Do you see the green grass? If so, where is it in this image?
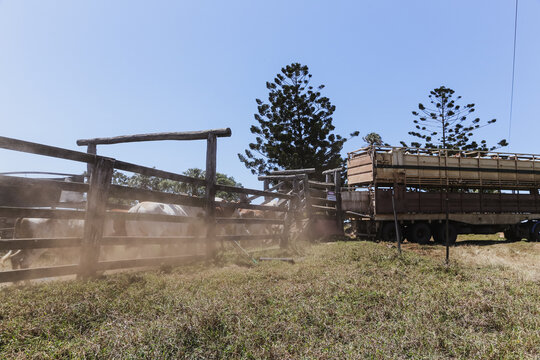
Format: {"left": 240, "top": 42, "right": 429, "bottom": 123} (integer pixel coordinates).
{"left": 0, "top": 241, "right": 539, "bottom": 359}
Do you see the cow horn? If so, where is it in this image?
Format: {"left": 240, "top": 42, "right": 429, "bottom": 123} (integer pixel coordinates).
{"left": 0, "top": 249, "right": 21, "bottom": 265}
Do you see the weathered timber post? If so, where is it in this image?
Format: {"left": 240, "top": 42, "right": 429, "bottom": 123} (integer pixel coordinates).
{"left": 79, "top": 157, "right": 114, "bottom": 278}
{"left": 444, "top": 150, "right": 450, "bottom": 265}
{"left": 292, "top": 179, "right": 301, "bottom": 230}
{"left": 334, "top": 169, "right": 344, "bottom": 235}
{"left": 302, "top": 174, "right": 313, "bottom": 238}
{"left": 86, "top": 143, "right": 97, "bottom": 179}
{"left": 205, "top": 134, "right": 217, "bottom": 258}
{"left": 325, "top": 173, "right": 331, "bottom": 184}
{"left": 264, "top": 179, "right": 270, "bottom": 203}
{"left": 280, "top": 199, "right": 292, "bottom": 248}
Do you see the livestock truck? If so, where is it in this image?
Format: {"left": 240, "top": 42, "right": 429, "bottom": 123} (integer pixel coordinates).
{"left": 342, "top": 146, "right": 540, "bottom": 244}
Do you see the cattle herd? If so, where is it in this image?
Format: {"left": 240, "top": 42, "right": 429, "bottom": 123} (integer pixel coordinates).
{"left": 0, "top": 199, "right": 284, "bottom": 271}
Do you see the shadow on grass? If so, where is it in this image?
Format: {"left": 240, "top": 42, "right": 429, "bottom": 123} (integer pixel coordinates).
{"left": 455, "top": 239, "right": 521, "bottom": 246}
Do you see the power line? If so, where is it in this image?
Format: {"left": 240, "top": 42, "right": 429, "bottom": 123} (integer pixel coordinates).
{"left": 509, "top": 0, "right": 519, "bottom": 142}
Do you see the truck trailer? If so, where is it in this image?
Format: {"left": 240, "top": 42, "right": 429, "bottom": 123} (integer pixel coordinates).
{"left": 343, "top": 146, "right": 540, "bottom": 244}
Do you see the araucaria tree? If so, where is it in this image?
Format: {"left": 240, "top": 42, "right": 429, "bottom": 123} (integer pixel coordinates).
{"left": 401, "top": 86, "right": 508, "bottom": 151}
{"left": 238, "top": 63, "right": 358, "bottom": 178}
{"left": 362, "top": 132, "right": 386, "bottom": 146}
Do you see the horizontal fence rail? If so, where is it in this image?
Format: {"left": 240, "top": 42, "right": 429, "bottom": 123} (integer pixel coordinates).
{"left": 101, "top": 236, "right": 201, "bottom": 246}
{"left": 107, "top": 211, "right": 202, "bottom": 223}
{"left": 308, "top": 180, "right": 334, "bottom": 188}
{"left": 0, "top": 265, "right": 80, "bottom": 283}
{"left": 0, "top": 237, "right": 80, "bottom": 250}
{"left": 217, "top": 234, "right": 279, "bottom": 241}
{"left": 218, "top": 202, "right": 287, "bottom": 212}
{"left": 109, "top": 185, "right": 206, "bottom": 207}
{"left": 0, "top": 175, "right": 89, "bottom": 193}
{"left": 0, "top": 207, "right": 86, "bottom": 220}
{"left": 77, "top": 129, "right": 232, "bottom": 146}
{"left": 113, "top": 160, "right": 207, "bottom": 187}
{"left": 216, "top": 217, "right": 284, "bottom": 225}
{"left": 0, "top": 136, "right": 98, "bottom": 164}
{"left": 215, "top": 184, "right": 294, "bottom": 200}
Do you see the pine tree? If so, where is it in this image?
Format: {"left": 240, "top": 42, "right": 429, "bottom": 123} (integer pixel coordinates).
{"left": 239, "top": 63, "right": 358, "bottom": 178}
{"left": 402, "top": 86, "right": 508, "bottom": 151}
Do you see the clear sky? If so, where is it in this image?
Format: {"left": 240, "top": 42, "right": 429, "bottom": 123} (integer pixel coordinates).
{"left": 1, "top": 1, "right": 538, "bottom": 189}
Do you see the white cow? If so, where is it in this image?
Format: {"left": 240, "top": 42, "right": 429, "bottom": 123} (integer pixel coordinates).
{"left": 125, "top": 200, "right": 243, "bottom": 255}
{"left": 124, "top": 201, "right": 206, "bottom": 256}
{"left": 0, "top": 199, "right": 244, "bottom": 269}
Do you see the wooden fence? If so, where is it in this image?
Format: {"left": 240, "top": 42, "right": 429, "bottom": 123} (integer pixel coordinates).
{"left": 258, "top": 167, "right": 345, "bottom": 237}
{"left": 0, "top": 132, "right": 295, "bottom": 283}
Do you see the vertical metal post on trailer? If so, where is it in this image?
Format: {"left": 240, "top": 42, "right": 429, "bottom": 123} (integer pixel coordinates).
{"left": 391, "top": 187, "right": 401, "bottom": 255}
{"left": 334, "top": 169, "right": 344, "bottom": 236}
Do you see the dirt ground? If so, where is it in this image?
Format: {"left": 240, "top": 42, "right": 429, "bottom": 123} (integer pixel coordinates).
{"left": 404, "top": 234, "right": 540, "bottom": 282}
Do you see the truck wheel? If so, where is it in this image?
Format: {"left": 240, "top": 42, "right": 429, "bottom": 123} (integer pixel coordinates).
{"left": 436, "top": 223, "right": 458, "bottom": 246}
{"left": 381, "top": 222, "right": 399, "bottom": 242}
{"left": 432, "top": 228, "right": 442, "bottom": 244}
{"left": 408, "top": 223, "right": 432, "bottom": 245}
{"left": 530, "top": 222, "right": 540, "bottom": 242}
{"left": 503, "top": 228, "right": 521, "bottom": 242}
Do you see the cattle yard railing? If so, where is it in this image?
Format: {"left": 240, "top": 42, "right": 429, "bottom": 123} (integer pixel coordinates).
{"left": 258, "top": 167, "right": 345, "bottom": 238}
{"left": 0, "top": 132, "right": 295, "bottom": 283}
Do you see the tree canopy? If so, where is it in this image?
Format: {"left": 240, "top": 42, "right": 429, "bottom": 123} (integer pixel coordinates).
{"left": 401, "top": 86, "right": 508, "bottom": 152}
{"left": 362, "top": 132, "right": 386, "bottom": 146}
{"left": 238, "top": 63, "right": 358, "bottom": 179}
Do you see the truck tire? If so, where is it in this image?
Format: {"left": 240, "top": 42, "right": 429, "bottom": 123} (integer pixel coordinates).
{"left": 530, "top": 222, "right": 540, "bottom": 242}
{"left": 408, "top": 222, "right": 432, "bottom": 245}
{"left": 381, "top": 222, "right": 399, "bottom": 242}
{"left": 503, "top": 228, "right": 521, "bottom": 242}
{"left": 435, "top": 223, "right": 458, "bottom": 246}
{"left": 432, "top": 227, "right": 442, "bottom": 244}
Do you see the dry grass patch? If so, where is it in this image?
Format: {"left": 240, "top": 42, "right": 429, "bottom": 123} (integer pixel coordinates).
{"left": 404, "top": 235, "right": 540, "bottom": 281}
{"left": 0, "top": 241, "right": 538, "bottom": 359}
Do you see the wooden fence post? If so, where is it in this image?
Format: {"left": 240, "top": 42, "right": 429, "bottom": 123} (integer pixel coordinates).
{"left": 302, "top": 174, "right": 312, "bottom": 237}
{"left": 205, "top": 134, "right": 217, "bottom": 258}
{"left": 280, "top": 199, "right": 292, "bottom": 248}
{"left": 280, "top": 180, "right": 297, "bottom": 249}
{"left": 263, "top": 179, "right": 270, "bottom": 203}
{"left": 79, "top": 157, "right": 114, "bottom": 278}
{"left": 292, "top": 179, "right": 301, "bottom": 229}
{"left": 334, "top": 169, "right": 344, "bottom": 235}
{"left": 86, "top": 143, "right": 97, "bottom": 178}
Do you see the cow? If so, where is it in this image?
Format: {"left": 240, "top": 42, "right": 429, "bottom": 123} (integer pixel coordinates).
{"left": 1, "top": 218, "right": 84, "bottom": 269}
{"left": 234, "top": 198, "right": 288, "bottom": 247}
{"left": 125, "top": 199, "right": 244, "bottom": 256}
{"left": 0, "top": 198, "right": 246, "bottom": 270}
{"left": 123, "top": 201, "right": 205, "bottom": 257}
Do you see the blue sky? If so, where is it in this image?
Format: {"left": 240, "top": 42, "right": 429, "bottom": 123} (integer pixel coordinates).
{"left": 1, "top": 1, "right": 538, "bottom": 189}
